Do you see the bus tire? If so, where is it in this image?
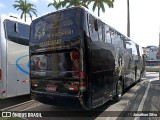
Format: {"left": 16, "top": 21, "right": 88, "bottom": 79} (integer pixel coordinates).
{"left": 114, "top": 80, "right": 123, "bottom": 102}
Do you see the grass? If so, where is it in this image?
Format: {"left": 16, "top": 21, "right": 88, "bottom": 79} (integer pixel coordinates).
{"left": 146, "top": 66, "right": 160, "bottom": 72}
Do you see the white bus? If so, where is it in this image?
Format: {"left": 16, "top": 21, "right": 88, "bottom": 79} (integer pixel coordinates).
{"left": 0, "top": 15, "right": 30, "bottom": 98}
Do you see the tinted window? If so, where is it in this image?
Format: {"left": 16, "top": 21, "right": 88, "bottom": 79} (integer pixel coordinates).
{"left": 5, "top": 20, "right": 29, "bottom": 46}
{"left": 97, "top": 21, "right": 103, "bottom": 42}
{"left": 89, "top": 15, "right": 98, "bottom": 41}
{"left": 110, "top": 29, "right": 123, "bottom": 48}
{"left": 139, "top": 46, "right": 143, "bottom": 57}
{"left": 105, "top": 25, "right": 111, "bottom": 43}
{"left": 135, "top": 44, "right": 140, "bottom": 56}
{"left": 126, "top": 40, "right": 138, "bottom": 55}
{"left": 30, "top": 50, "right": 80, "bottom": 78}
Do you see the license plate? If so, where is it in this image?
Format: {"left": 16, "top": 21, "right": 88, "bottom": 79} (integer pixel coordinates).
{"left": 46, "top": 85, "right": 57, "bottom": 92}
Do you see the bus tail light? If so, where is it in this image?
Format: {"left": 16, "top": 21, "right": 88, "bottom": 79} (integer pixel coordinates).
{"left": 69, "top": 87, "right": 79, "bottom": 91}
{"left": 30, "top": 80, "right": 37, "bottom": 87}
{"left": 79, "top": 72, "right": 87, "bottom": 91}
{"left": 0, "top": 69, "right": 2, "bottom": 80}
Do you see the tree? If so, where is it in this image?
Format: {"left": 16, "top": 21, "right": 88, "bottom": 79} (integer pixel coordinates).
{"left": 13, "top": 0, "right": 37, "bottom": 22}
{"left": 48, "top": 0, "right": 61, "bottom": 10}
{"left": 87, "top": 0, "right": 114, "bottom": 16}
{"left": 57, "top": 0, "right": 88, "bottom": 9}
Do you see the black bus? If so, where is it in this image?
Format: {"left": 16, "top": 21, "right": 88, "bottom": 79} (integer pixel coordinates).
{"left": 29, "top": 7, "right": 144, "bottom": 110}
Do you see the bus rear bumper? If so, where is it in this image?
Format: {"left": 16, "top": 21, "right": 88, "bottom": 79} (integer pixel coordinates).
{"left": 31, "top": 91, "right": 90, "bottom": 109}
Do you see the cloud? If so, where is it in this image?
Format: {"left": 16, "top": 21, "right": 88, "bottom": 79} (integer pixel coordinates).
{"left": 45, "top": 0, "right": 53, "bottom": 2}
{"left": 8, "top": 13, "right": 19, "bottom": 18}
{"left": 29, "top": 0, "right": 38, "bottom": 3}
{"left": 0, "top": 3, "right": 5, "bottom": 8}
{"left": 41, "top": 0, "right": 52, "bottom": 5}
{"left": 41, "top": 0, "right": 63, "bottom": 4}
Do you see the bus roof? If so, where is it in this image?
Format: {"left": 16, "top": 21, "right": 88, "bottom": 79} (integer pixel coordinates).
{"left": 0, "top": 15, "right": 30, "bottom": 25}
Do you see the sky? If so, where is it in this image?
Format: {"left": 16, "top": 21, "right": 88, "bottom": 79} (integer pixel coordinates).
{"left": 0, "top": 0, "right": 160, "bottom": 47}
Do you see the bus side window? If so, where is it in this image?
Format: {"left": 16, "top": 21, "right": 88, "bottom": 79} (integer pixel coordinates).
{"left": 102, "top": 23, "right": 105, "bottom": 42}
{"left": 136, "top": 44, "right": 140, "bottom": 56}
{"left": 126, "top": 40, "right": 138, "bottom": 55}
{"left": 111, "top": 30, "right": 123, "bottom": 48}
{"left": 120, "top": 35, "right": 126, "bottom": 48}
{"left": 132, "top": 43, "right": 138, "bottom": 56}
{"left": 110, "top": 29, "right": 116, "bottom": 45}
{"left": 89, "top": 15, "right": 99, "bottom": 41}
{"left": 105, "top": 25, "right": 111, "bottom": 43}
{"left": 126, "top": 40, "right": 132, "bottom": 54}
{"left": 139, "top": 46, "right": 143, "bottom": 57}
{"left": 97, "top": 21, "right": 105, "bottom": 42}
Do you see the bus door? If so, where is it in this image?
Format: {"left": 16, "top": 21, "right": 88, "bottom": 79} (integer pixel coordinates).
{"left": 4, "top": 19, "right": 30, "bottom": 97}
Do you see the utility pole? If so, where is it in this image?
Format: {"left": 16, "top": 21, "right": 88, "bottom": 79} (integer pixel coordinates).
{"left": 156, "top": 30, "right": 160, "bottom": 59}
{"left": 158, "top": 29, "right": 160, "bottom": 79}
{"left": 127, "top": 0, "right": 130, "bottom": 37}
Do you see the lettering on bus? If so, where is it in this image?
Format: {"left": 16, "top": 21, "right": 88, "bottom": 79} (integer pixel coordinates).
{"left": 38, "top": 39, "right": 80, "bottom": 51}
{"left": 53, "top": 29, "right": 73, "bottom": 37}
{"left": 39, "top": 39, "right": 62, "bottom": 47}
{"left": 51, "top": 20, "right": 73, "bottom": 30}
{"left": 36, "top": 29, "right": 74, "bottom": 40}
{"left": 34, "top": 18, "right": 74, "bottom": 40}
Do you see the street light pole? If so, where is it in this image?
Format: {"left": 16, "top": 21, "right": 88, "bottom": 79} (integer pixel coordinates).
{"left": 127, "top": 0, "right": 130, "bottom": 37}
{"left": 157, "top": 27, "right": 160, "bottom": 79}
{"left": 157, "top": 28, "right": 160, "bottom": 59}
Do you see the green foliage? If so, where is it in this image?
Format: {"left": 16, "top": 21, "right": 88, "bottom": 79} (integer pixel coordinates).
{"left": 47, "top": 0, "right": 114, "bottom": 17}
{"left": 48, "top": 0, "right": 88, "bottom": 10}
{"left": 60, "top": 0, "right": 88, "bottom": 8}
{"left": 48, "top": 0, "right": 61, "bottom": 10}
{"left": 13, "top": 0, "right": 37, "bottom": 22}
{"left": 87, "top": 0, "right": 114, "bottom": 16}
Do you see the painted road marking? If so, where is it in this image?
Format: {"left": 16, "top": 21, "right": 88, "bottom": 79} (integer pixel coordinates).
{"left": 134, "top": 81, "right": 151, "bottom": 120}
{"left": 20, "top": 103, "right": 42, "bottom": 111}
{"left": 1, "top": 100, "right": 35, "bottom": 111}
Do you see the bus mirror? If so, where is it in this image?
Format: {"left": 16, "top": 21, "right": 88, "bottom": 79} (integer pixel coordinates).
{"left": 126, "top": 41, "right": 131, "bottom": 45}
{"left": 94, "top": 19, "right": 98, "bottom": 31}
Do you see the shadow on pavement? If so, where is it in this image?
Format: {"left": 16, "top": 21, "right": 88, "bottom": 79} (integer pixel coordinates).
{"left": 0, "top": 95, "right": 31, "bottom": 109}
{"left": 26, "top": 82, "right": 139, "bottom": 120}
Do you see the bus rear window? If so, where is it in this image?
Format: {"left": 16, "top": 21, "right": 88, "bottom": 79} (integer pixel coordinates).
{"left": 30, "top": 50, "right": 80, "bottom": 78}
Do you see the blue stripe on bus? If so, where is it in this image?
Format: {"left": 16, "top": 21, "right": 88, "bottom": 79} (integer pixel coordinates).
{"left": 27, "top": 61, "right": 30, "bottom": 69}
{"left": 16, "top": 55, "right": 29, "bottom": 75}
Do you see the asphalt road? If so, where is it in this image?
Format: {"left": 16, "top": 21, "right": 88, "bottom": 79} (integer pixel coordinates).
{"left": 1, "top": 72, "right": 160, "bottom": 120}
{"left": 0, "top": 95, "right": 31, "bottom": 109}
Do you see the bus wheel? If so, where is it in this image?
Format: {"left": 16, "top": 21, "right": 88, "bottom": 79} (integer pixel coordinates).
{"left": 114, "top": 80, "right": 123, "bottom": 102}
